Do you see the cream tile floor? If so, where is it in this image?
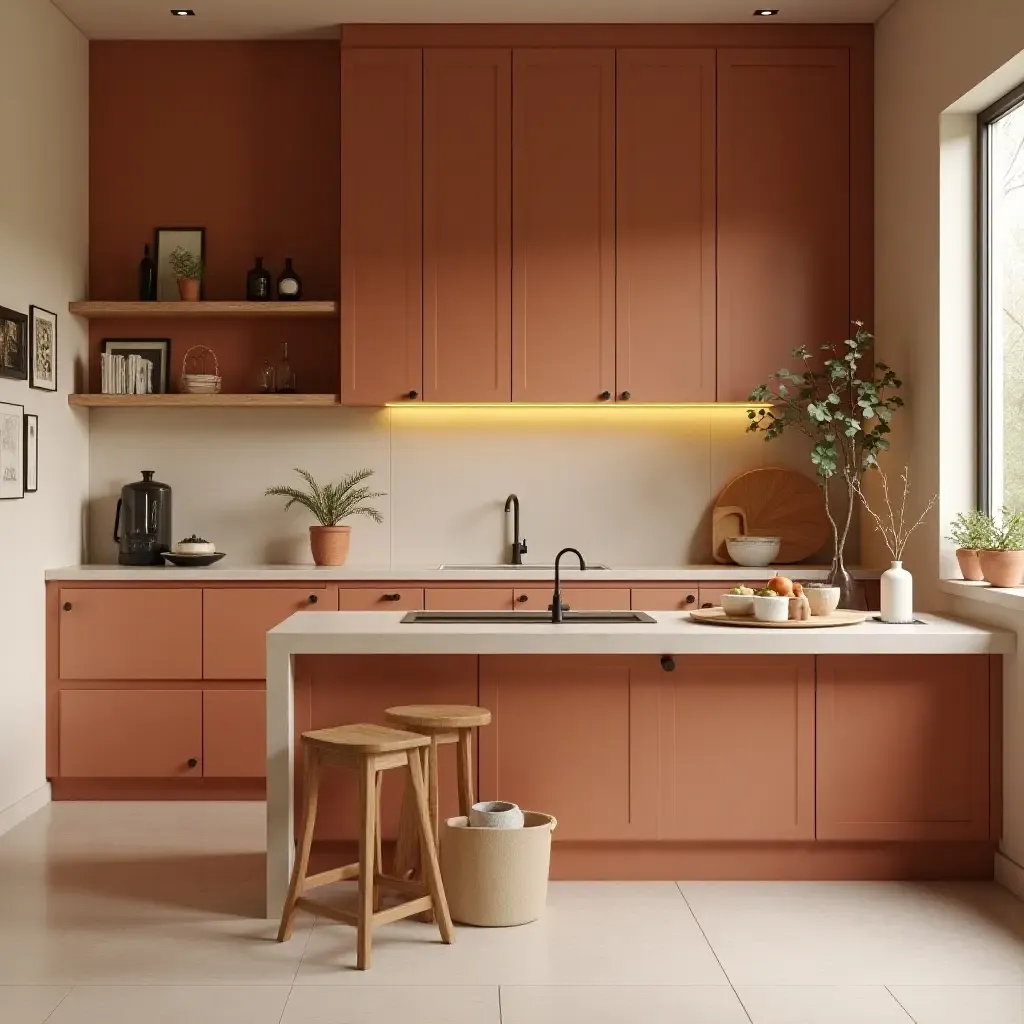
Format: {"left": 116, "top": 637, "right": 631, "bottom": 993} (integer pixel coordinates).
{"left": 4, "top": 803, "right": 1024, "bottom": 1023}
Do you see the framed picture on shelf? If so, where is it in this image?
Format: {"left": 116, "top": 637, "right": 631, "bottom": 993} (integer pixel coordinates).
{"left": 101, "top": 338, "right": 171, "bottom": 394}
{"left": 154, "top": 227, "right": 205, "bottom": 301}
{"left": 29, "top": 305, "right": 57, "bottom": 392}
{"left": 0, "top": 400, "right": 25, "bottom": 500}
{"left": 24, "top": 413, "right": 38, "bottom": 493}
{"left": 0, "top": 306, "right": 28, "bottom": 381}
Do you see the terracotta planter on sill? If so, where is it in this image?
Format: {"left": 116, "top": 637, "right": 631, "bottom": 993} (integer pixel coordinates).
{"left": 956, "top": 548, "right": 985, "bottom": 582}
{"left": 177, "top": 278, "right": 201, "bottom": 301}
{"left": 309, "top": 525, "right": 350, "bottom": 567}
{"left": 978, "top": 549, "right": 1024, "bottom": 588}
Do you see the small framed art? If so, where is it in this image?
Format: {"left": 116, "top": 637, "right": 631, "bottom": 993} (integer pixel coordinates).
{"left": 29, "top": 305, "right": 57, "bottom": 392}
{"left": 0, "top": 306, "right": 28, "bottom": 381}
{"left": 101, "top": 338, "right": 171, "bottom": 394}
{"left": 0, "top": 401, "right": 25, "bottom": 499}
{"left": 154, "top": 227, "right": 205, "bottom": 301}
{"left": 24, "top": 413, "right": 38, "bottom": 493}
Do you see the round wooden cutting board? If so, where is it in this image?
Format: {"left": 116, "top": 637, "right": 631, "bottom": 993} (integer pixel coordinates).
{"left": 712, "top": 467, "right": 829, "bottom": 564}
{"left": 689, "top": 607, "right": 870, "bottom": 629}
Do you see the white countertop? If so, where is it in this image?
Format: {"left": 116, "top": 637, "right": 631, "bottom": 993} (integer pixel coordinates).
{"left": 266, "top": 611, "right": 1012, "bottom": 657}
{"left": 46, "top": 563, "right": 882, "bottom": 583}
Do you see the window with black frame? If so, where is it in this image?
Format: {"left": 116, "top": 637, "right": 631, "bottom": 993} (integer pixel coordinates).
{"left": 981, "top": 82, "right": 1024, "bottom": 513}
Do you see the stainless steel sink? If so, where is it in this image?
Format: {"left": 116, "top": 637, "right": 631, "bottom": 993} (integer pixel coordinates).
{"left": 438, "top": 563, "right": 610, "bottom": 571}
{"left": 401, "top": 610, "right": 655, "bottom": 624}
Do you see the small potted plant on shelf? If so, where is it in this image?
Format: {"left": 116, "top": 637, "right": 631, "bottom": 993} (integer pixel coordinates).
{"left": 168, "top": 246, "right": 204, "bottom": 301}
{"left": 947, "top": 510, "right": 994, "bottom": 582}
{"left": 265, "top": 467, "right": 385, "bottom": 566}
{"left": 978, "top": 507, "right": 1024, "bottom": 588}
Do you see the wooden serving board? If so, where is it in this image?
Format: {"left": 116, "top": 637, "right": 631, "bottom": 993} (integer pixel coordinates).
{"left": 689, "top": 607, "right": 870, "bottom": 629}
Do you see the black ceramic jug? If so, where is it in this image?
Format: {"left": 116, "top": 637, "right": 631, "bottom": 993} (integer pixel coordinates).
{"left": 113, "top": 470, "right": 172, "bottom": 566}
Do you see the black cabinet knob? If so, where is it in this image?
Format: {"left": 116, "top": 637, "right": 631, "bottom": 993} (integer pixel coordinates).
{"left": 382, "top": 593, "right": 401, "bottom": 602}
{"left": 685, "top": 594, "right": 696, "bottom": 605}
{"left": 187, "top": 758, "right": 198, "bottom": 769}
{"left": 407, "top": 390, "right": 419, "bottom": 400}
{"left": 62, "top": 602, "right": 72, "bottom": 611}
{"left": 516, "top": 594, "right": 529, "bottom": 603}
{"left": 660, "top": 655, "right": 676, "bottom": 672}
{"left": 620, "top": 391, "right": 632, "bottom": 401}
{"left": 307, "top": 594, "right": 318, "bottom": 604}
{"left": 599, "top": 390, "right": 611, "bottom": 401}
{"left": 701, "top": 602, "right": 713, "bottom": 609}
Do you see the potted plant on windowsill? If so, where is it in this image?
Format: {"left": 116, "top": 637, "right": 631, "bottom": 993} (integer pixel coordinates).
{"left": 168, "top": 246, "right": 204, "bottom": 302}
{"left": 978, "top": 508, "right": 1024, "bottom": 588}
{"left": 947, "top": 510, "right": 994, "bottom": 582}
{"left": 265, "top": 468, "right": 385, "bottom": 566}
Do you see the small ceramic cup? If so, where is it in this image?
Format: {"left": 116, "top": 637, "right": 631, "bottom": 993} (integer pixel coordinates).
{"left": 752, "top": 594, "right": 790, "bottom": 623}
{"left": 803, "top": 586, "right": 841, "bottom": 617}
{"left": 469, "top": 801, "right": 525, "bottom": 829}
{"left": 720, "top": 593, "right": 755, "bottom": 617}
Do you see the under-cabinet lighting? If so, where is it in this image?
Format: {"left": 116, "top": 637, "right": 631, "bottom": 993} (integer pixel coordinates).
{"left": 385, "top": 402, "right": 768, "bottom": 410}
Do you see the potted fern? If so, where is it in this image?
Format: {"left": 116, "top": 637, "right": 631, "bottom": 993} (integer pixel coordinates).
{"left": 265, "top": 468, "right": 385, "bottom": 566}
{"left": 947, "top": 510, "right": 995, "bottom": 582}
{"left": 978, "top": 508, "right": 1024, "bottom": 588}
{"left": 169, "top": 246, "right": 204, "bottom": 301}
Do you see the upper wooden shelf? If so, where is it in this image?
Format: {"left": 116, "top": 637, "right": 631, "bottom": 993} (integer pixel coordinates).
{"left": 68, "top": 393, "right": 339, "bottom": 408}
{"left": 68, "top": 300, "right": 339, "bottom": 319}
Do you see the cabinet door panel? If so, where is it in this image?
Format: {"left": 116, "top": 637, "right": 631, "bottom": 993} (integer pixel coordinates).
{"left": 307, "top": 655, "right": 479, "bottom": 840}
{"left": 512, "top": 49, "right": 615, "bottom": 403}
{"left": 425, "top": 588, "right": 515, "bottom": 611}
{"left": 616, "top": 49, "right": 715, "bottom": 402}
{"left": 631, "top": 587, "right": 699, "bottom": 612}
{"left": 59, "top": 689, "right": 202, "bottom": 778}
{"left": 203, "top": 689, "right": 266, "bottom": 778}
{"left": 338, "top": 588, "right": 424, "bottom": 611}
{"left": 341, "top": 48, "right": 423, "bottom": 405}
{"left": 59, "top": 588, "right": 201, "bottom": 680}
{"left": 203, "top": 588, "right": 331, "bottom": 680}
{"left": 717, "top": 49, "right": 850, "bottom": 401}
{"left": 424, "top": 49, "right": 512, "bottom": 402}
{"left": 513, "top": 587, "right": 631, "bottom": 611}
{"left": 817, "top": 655, "right": 991, "bottom": 841}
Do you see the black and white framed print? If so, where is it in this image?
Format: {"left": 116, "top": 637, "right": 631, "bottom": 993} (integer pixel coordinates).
{"left": 101, "top": 338, "right": 171, "bottom": 394}
{"left": 154, "top": 227, "right": 205, "bottom": 301}
{"left": 24, "top": 413, "right": 38, "bottom": 493}
{"left": 0, "top": 401, "right": 25, "bottom": 499}
{"left": 29, "top": 306, "right": 57, "bottom": 391}
{"left": 0, "top": 306, "right": 28, "bottom": 381}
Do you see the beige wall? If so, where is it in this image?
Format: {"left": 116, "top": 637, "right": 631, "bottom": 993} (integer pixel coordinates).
{"left": 0, "top": 0, "right": 89, "bottom": 825}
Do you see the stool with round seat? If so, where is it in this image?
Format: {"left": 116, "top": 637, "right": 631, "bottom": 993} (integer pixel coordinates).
{"left": 384, "top": 704, "right": 491, "bottom": 880}
{"left": 276, "top": 722, "right": 454, "bottom": 971}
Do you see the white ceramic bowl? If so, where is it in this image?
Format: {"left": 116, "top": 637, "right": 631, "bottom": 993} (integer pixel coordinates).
{"left": 720, "top": 593, "right": 755, "bottom": 617}
{"left": 468, "top": 801, "right": 524, "bottom": 829}
{"left": 726, "top": 536, "right": 782, "bottom": 567}
{"left": 752, "top": 594, "right": 790, "bottom": 622}
{"left": 803, "top": 586, "right": 841, "bottom": 617}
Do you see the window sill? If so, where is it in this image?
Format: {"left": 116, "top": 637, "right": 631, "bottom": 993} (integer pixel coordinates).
{"left": 941, "top": 579, "right": 1024, "bottom": 614}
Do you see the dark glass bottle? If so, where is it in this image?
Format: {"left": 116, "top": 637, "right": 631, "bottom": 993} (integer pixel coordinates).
{"left": 138, "top": 244, "right": 157, "bottom": 301}
{"left": 276, "top": 257, "right": 302, "bottom": 301}
{"left": 246, "top": 257, "right": 272, "bottom": 301}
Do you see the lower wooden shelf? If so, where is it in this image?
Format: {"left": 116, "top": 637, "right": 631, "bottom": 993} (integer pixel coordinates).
{"left": 68, "top": 393, "right": 340, "bottom": 408}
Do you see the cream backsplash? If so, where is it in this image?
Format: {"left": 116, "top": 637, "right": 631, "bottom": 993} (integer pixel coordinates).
{"left": 88, "top": 406, "right": 817, "bottom": 567}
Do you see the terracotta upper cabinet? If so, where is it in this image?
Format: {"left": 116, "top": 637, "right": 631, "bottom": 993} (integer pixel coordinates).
{"left": 716, "top": 49, "right": 851, "bottom": 402}
{"left": 424, "top": 49, "right": 512, "bottom": 403}
{"left": 616, "top": 49, "right": 716, "bottom": 403}
{"left": 512, "top": 49, "right": 615, "bottom": 403}
{"left": 341, "top": 48, "right": 423, "bottom": 405}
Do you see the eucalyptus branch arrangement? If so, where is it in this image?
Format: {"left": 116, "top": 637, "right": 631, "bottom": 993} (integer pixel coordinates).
{"left": 854, "top": 466, "right": 936, "bottom": 563}
{"left": 168, "top": 246, "right": 204, "bottom": 281}
{"left": 748, "top": 322, "right": 905, "bottom": 583}
{"left": 265, "top": 468, "right": 385, "bottom": 527}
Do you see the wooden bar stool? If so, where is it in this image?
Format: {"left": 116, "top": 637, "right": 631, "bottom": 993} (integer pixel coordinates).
{"left": 385, "top": 704, "right": 491, "bottom": 880}
{"left": 276, "top": 723, "right": 454, "bottom": 971}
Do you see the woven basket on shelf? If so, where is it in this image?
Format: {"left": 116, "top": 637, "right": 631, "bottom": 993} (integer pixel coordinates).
{"left": 179, "top": 345, "right": 222, "bottom": 394}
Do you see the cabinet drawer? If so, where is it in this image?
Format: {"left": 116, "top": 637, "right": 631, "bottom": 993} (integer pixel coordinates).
{"left": 203, "top": 689, "right": 266, "bottom": 778}
{"left": 514, "top": 588, "right": 632, "bottom": 611}
{"left": 631, "top": 587, "right": 698, "bottom": 612}
{"left": 697, "top": 586, "right": 738, "bottom": 610}
{"left": 59, "top": 588, "right": 202, "bottom": 680}
{"left": 338, "top": 588, "right": 424, "bottom": 611}
{"left": 59, "top": 689, "right": 202, "bottom": 777}
{"left": 203, "top": 588, "right": 331, "bottom": 680}
{"left": 425, "top": 588, "right": 514, "bottom": 611}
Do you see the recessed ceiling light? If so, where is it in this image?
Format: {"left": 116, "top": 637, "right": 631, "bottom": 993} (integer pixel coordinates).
{"left": 754, "top": 8, "right": 780, "bottom": 15}
{"left": 170, "top": 8, "right": 195, "bottom": 15}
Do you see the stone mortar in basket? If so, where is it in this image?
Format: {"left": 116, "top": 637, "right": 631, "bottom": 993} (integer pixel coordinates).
{"left": 179, "top": 344, "right": 222, "bottom": 394}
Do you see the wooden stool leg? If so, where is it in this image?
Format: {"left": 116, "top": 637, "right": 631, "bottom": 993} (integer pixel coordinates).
{"left": 356, "top": 756, "right": 377, "bottom": 970}
{"left": 373, "top": 771, "right": 383, "bottom": 912}
{"left": 407, "top": 747, "right": 454, "bottom": 945}
{"left": 428, "top": 738, "right": 440, "bottom": 854}
{"left": 277, "top": 747, "right": 321, "bottom": 943}
{"left": 456, "top": 728, "right": 475, "bottom": 817}
{"left": 392, "top": 781, "right": 421, "bottom": 881}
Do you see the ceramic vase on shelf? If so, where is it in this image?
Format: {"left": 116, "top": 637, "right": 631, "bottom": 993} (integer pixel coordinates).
{"left": 880, "top": 560, "right": 914, "bottom": 623}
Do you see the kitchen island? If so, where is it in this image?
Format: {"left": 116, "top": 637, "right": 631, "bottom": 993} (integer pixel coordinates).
{"left": 265, "top": 611, "right": 1012, "bottom": 918}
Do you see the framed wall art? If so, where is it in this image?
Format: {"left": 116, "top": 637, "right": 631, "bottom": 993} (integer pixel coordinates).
{"left": 24, "top": 413, "right": 38, "bottom": 493}
{"left": 0, "top": 306, "right": 27, "bottom": 381}
{"left": 154, "top": 227, "right": 206, "bottom": 301}
{"left": 0, "top": 401, "right": 25, "bottom": 500}
{"left": 29, "top": 305, "right": 57, "bottom": 392}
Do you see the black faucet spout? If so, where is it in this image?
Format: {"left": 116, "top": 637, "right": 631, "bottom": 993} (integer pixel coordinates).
{"left": 504, "top": 493, "right": 527, "bottom": 565}
{"left": 551, "top": 547, "right": 587, "bottom": 623}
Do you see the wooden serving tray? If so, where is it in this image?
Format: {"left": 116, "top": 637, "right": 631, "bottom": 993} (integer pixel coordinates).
{"left": 689, "top": 607, "right": 870, "bottom": 629}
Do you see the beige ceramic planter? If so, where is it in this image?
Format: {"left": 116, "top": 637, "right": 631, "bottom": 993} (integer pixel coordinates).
{"left": 978, "top": 549, "right": 1024, "bottom": 588}
{"left": 955, "top": 548, "right": 984, "bottom": 582}
{"left": 177, "top": 278, "right": 200, "bottom": 301}
{"left": 309, "top": 525, "right": 351, "bottom": 566}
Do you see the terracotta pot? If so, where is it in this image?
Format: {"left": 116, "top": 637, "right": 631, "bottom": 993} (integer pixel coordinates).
{"left": 177, "top": 278, "right": 201, "bottom": 301}
{"left": 978, "top": 549, "right": 1024, "bottom": 588}
{"left": 309, "top": 525, "right": 351, "bottom": 567}
{"left": 956, "top": 548, "right": 985, "bottom": 582}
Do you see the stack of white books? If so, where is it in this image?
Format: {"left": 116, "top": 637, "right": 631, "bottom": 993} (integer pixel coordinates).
{"left": 101, "top": 353, "right": 154, "bottom": 395}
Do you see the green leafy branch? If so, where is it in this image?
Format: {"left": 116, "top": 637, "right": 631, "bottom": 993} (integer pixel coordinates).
{"left": 265, "top": 468, "right": 385, "bottom": 527}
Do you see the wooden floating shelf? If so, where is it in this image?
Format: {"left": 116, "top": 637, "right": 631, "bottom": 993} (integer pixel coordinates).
{"left": 68, "top": 393, "right": 340, "bottom": 408}
{"left": 68, "top": 300, "right": 339, "bottom": 319}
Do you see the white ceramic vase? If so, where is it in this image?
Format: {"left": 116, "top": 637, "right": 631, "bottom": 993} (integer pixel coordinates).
{"left": 880, "top": 560, "right": 914, "bottom": 623}
{"left": 469, "top": 801, "right": 524, "bottom": 829}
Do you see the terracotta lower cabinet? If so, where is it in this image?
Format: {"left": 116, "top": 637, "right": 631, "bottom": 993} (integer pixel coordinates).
{"left": 816, "top": 655, "right": 991, "bottom": 841}
{"left": 337, "top": 587, "right": 424, "bottom": 611}
{"left": 58, "top": 587, "right": 202, "bottom": 681}
{"left": 202, "top": 689, "right": 266, "bottom": 778}
{"left": 59, "top": 689, "right": 203, "bottom": 778}
{"left": 697, "top": 586, "right": 736, "bottom": 609}
{"left": 306, "top": 655, "right": 479, "bottom": 840}
{"left": 631, "top": 587, "right": 699, "bottom": 612}
{"left": 202, "top": 587, "right": 332, "bottom": 680}
{"left": 514, "top": 587, "right": 632, "bottom": 611}
{"left": 425, "top": 588, "right": 515, "bottom": 611}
